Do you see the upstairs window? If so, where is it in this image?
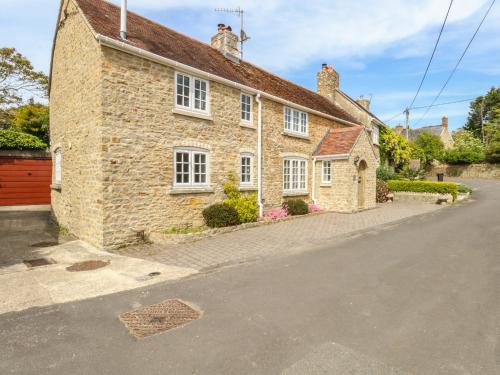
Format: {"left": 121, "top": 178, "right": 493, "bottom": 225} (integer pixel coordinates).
{"left": 240, "top": 93, "right": 252, "bottom": 123}
{"left": 283, "top": 158, "right": 307, "bottom": 192}
{"left": 54, "top": 148, "right": 62, "bottom": 184}
{"left": 175, "top": 72, "right": 209, "bottom": 113}
{"left": 174, "top": 148, "right": 208, "bottom": 187}
{"left": 240, "top": 154, "right": 252, "bottom": 185}
{"left": 322, "top": 160, "right": 331, "bottom": 183}
{"left": 284, "top": 107, "right": 308, "bottom": 135}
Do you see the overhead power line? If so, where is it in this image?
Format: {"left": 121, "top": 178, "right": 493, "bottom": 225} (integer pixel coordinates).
{"left": 407, "top": 0, "right": 454, "bottom": 110}
{"left": 384, "top": 97, "right": 474, "bottom": 123}
{"left": 413, "top": 0, "right": 496, "bottom": 126}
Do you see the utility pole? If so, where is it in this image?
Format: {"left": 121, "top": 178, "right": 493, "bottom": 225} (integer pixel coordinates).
{"left": 404, "top": 108, "right": 410, "bottom": 140}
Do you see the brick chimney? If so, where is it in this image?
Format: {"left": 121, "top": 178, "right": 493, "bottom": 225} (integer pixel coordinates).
{"left": 395, "top": 124, "right": 404, "bottom": 134}
{"left": 355, "top": 95, "right": 370, "bottom": 111}
{"left": 317, "top": 63, "right": 339, "bottom": 103}
{"left": 211, "top": 24, "right": 240, "bottom": 61}
{"left": 441, "top": 116, "right": 448, "bottom": 129}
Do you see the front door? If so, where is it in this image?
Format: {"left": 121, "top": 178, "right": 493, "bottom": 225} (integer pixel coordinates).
{"left": 357, "top": 160, "right": 367, "bottom": 209}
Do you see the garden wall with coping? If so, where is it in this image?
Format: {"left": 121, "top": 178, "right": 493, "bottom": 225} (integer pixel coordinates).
{"left": 427, "top": 162, "right": 500, "bottom": 179}
{"left": 392, "top": 191, "right": 453, "bottom": 204}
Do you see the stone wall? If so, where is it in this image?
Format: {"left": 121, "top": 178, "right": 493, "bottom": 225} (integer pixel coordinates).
{"left": 50, "top": 0, "right": 105, "bottom": 247}
{"left": 427, "top": 163, "right": 500, "bottom": 179}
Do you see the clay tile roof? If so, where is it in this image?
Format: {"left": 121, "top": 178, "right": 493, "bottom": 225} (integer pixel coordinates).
{"left": 314, "top": 126, "right": 364, "bottom": 156}
{"left": 73, "top": 0, "right": 360, "bottom": 124}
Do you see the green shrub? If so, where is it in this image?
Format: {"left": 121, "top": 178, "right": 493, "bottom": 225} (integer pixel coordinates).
{"left": 376, "top": 165, "right": 396, "bottom": 181}
{"left": 376, "top": 179, "right": 389, "bottom": 203}
{"left": 223, "top": 174, "right": 258, "bottom": 223}
{"left": 202, "top": 203, "right": 240, "bottom": 228}
{"left": 395, "top": 165, "right": 425, "bottom": 181}
{"left": 443, "top": 148, "right": 485, "bottom": 164}
{"left": 387, "top": 180, "right": 458, "bottom": 201}
{"left": 0, "top": 129, "right": 47, "bottom": 150}
{"left": 457, "top": 184, "right": 472, "bottom": 194}
{"left": 284, "top": 199, "right": 309, "bottom": 216}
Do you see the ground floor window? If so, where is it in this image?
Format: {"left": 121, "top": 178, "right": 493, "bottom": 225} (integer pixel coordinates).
{"left": 240, "top": 154, "right": 252, "bottom": 185}
{"left": 174, "top": 148, "right": 208, "bottom": 186}
{"left": 283, "top": 158, "right": 307, "bottom": 192}
{"left": 322, "top": 160, "right": 331, "bottom": 183}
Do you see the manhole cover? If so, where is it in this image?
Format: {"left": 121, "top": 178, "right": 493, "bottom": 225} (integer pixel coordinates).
{"left": 24, "top": 258, "right": 54, "bottom": 268}
{"left": 119, "top": 299, "right": 201, "bottom": 339}
{"left": 66, "top": 260, "right": 110, "bottom": 272}
{"left": 30, "top": 241, "right": 59, "bottom": 248}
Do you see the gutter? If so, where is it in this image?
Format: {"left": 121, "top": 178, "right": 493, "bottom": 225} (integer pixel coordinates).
{"left": 95, "top": 34, "right": 361, "bottom": 128}
{"left": 256, "top": 93, "right": 264, "bottom": 217}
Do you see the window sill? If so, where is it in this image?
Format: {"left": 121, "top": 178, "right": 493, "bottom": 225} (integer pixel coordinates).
{"left": 169, "top": 187, "right": 214, "bottom": 195}
{"left": 239, "top": 122, "right": 256, "bottom": 129}
{"left": 239, "top": 185, "right": 257, "bottom": 191}
{"left": 282, "top": 131, "right": 310, "bottom": 140}
{"left": 320, "top": 183, "right": 331, "bottom": 187}
{"left": 51, "top": 184, "right": 61, "bottom": 191}
{"left": 283, "top": 190, "right": 309, "bottom": 197}
{"left": 172, "top": 108, "right": 213, "bottom": 121}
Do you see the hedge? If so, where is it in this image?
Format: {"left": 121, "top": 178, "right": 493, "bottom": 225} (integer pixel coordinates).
{"left": 202, "top": 203, "right": 240, "bottom": 228}
{"left": 0, "top": 129, "right": 47, "bottom": 150}
{"left": 387, "top": 180, "right": 458, "bottom": 201}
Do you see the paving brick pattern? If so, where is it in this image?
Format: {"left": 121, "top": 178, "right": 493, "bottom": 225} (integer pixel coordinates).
{"left": 114, "top": 203, "right": 443, "bottom": 271}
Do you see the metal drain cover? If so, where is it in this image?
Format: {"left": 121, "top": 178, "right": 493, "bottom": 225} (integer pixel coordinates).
{"left": 23, "top": 258, "right": 55, "bottom": 268}
{"left": 119, "top": 299, "right": 201, "bottom": 339}
{"left": 66, "top": 260, "right": 110, "bottom": 272}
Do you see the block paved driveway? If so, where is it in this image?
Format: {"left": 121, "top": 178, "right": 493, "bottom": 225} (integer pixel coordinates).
{"left": 115, "top": 201, "right": 443, "bottom": 271}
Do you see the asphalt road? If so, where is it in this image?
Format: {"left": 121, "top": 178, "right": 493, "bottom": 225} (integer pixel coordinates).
{"left": 1, "top": 179, "right": 499, "bottom": 374}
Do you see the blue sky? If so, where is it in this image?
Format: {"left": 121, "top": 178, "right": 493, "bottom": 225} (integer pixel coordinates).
{"left": 1, "top": 0, "right": 499, "bottom": 130}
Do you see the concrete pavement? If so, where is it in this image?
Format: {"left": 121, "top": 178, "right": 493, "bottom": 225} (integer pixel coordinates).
{"left": 1, "top": 179, "right": 499, "bottom": 374}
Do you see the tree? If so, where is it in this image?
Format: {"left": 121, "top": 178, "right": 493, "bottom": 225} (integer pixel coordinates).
{"left": 443, "top": 130, "right": 485, "bottom": 164}
{"left": 484, "top": 122, "right": 500, "bottom": 163}
{"left": 379, "top": 126, "right": 413, "bottom": 170}
{"left": 463, "top": 87, "right": 500, "bottom": 139}
{"left": 0, "top": 48, "right": 48, "bottom": 108}
{"left": 414, "top": 133, "right": 444, "bottom": 166}
{"left": 11, "top": 102, "right": 49, "bottom": 144}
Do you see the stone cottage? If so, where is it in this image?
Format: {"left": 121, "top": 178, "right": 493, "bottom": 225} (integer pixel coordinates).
{"left": 395, "top": 116, "right": 454, "bottom": 148}
{"left": 49, "top": 0, "right": 382, "bottom": 249}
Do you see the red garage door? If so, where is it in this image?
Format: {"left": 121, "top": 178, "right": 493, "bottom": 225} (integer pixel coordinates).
{"left": 0, "top": 158, "right": 52, "bottom": 206}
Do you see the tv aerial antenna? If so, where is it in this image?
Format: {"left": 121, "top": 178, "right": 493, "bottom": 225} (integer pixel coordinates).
{"left": 215, "top": 7, "right": 251, "bottom": 59}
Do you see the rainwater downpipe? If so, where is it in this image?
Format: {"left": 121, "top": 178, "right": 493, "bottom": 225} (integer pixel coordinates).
{"left": 256, "top": 93, "right": 264, "bottom": 217}
{"left": 312, "top": 157, "right": 317, "bottom": 205}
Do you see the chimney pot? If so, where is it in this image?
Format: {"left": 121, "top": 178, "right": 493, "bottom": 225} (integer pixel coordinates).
{"left": 442, "top": 116, "right": 448, "bottom": 129}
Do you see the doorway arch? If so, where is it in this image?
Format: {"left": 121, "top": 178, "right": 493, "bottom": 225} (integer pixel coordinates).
{"left": 357, "top": 160, "right": 368, "bottom": 209}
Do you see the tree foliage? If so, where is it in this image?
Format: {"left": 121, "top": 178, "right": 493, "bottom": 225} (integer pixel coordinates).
{"left": 0, "top": 48, "right": 48, "bottom": 108}
{"left": 379, "top": 126, "right": 413, "bottom": 170}
{"left": 414, "top": 133, "right": 444, "bottom": 166}
{"left": 484, "top": 122, "right": 500, "bottom": 163}
{"left": 11, "top": 102, "right": 49, "bottom": 144}
{"left": 443, "top": 130, "right": 485, "bottom": 164}
{"left": 463, "top": 87, "right": 500, "bottom": 139}
{"left": 0, "top": 129, "right": 47, "bottom": 150}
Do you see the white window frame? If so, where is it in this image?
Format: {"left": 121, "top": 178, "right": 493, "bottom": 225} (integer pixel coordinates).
{"left": 284, "top": 106, "right": 308, "bottom": 136}
{"left": 174, "top": 72, "right": 210, "bottom": 114}
{"left": 321, "top": 160, "right": 331, "bottom": 184}
{"left": 54, "top": 148, "right": 62, "bottom": 185}
{"left": 372, "top": 125, "right": 379, "bottom": 145}
{"left": 240, "top": 93, "right": 253, "bottom": 124}
{"left": 173, "top": 148, "right": 209, "bottom": 187}
{"left": 283, "top": 157, "right": 308, "bottom": 193}
{"left": 240, "top": 154, "right": 253, "bottom": 185}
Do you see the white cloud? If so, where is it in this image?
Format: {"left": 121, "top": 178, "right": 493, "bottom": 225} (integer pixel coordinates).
{"left": 121, "top": 0, "right": 495, "bottom": 71}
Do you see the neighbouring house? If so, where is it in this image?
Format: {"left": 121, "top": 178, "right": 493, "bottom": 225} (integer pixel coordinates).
{"left": 49, "top": 0, "right": 382, "bottom": 249}
{"left": 395, "top": 116, "right": 454, "bottom": 148}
